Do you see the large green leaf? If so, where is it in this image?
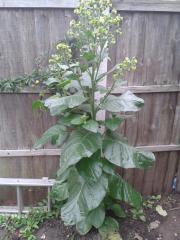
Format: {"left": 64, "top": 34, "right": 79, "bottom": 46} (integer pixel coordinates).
{"left": 105, "top": 116, "right": 124, "bottom": 131}
{"left": 51, "top": 182, "right": 69, "bottom": 202}
{"left": 83, "top": 120, "right": 99, "bottom": 133}
{"left": 45, "top": 77, "right": 59, "bottom": 86}
{"left": 61, "top": 168, "right": 108, "bottom": 225}
{"left": 102, "top": 91, "right": 144, "bottom": 113}
{"left": 102, "top": 160, "right": 115, "bottom": 175}
{"left": 33, "top": 125, "right": 67, "bottom": 149}
{"left": 57, "top": 167, "right": 73, "bottom": 184}
{"left": 44, "top": 94, "right": 87, "bottom": 116}
{"left": 60, "top": 113, "right": 82, "bottom": 126}
{"left": 76, "top": 219, "right": 92, "bottom": 235}
{"left": 44, "top": 96, "right": 66, "bottom": 116}
{"left": 77, "top": 153, "right": 103, "bottom": 182}
{"left": 60, "top": 129, "right": 102, "bottom": 172}
{"left": 87, "top": 205, "right": 105, "bottom": 229}
{"left": 98, "top": 217, "right": 119, "bottom": 238}
{"left": 108, "top": 174, "right": 142, "bottom": 208}
{"left": 110, "top": 204, "right": 126, "bottom": 218}
{"left": 103, "top": 134, "right": 155, "bottom": 169}
{"left": 32, "top": 100, "right": 45, "bottom": 110}
{"left": 64, "top": 80, "right": 80, "bottom": 91}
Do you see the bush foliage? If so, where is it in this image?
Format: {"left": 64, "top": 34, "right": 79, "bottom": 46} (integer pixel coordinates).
{"left": 34, "top": 0, "right": 155, "bottom": 236}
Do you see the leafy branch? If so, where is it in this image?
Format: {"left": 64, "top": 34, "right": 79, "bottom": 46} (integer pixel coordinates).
{"left": 33, "top": 0, "right": 155, "bottom": 237}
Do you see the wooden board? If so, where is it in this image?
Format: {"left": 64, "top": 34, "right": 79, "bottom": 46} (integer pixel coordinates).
{"left": 177, "top": 157, "right": 180, "bottom": 193}
{"left": 108, "top": 11, "right": 180, "bottom": 195}
{"left": 109, "top": 12, "right": 180, "bottom": 86}
{"left": 0, "top": 8, "right": 71, "bottom": 203}
{"left": 0, "top": 0, "right": 78, "bottom": 8}
{"left": 0, "top": 0, "right": 180, "bottom": 12}
{"left": 163, "top": 152, "right": 179, "bottom": 193}
{"left": 0, "top": 8, "right": 74, "bottom": 79}
{"left": 174, "top": 94, "right": 180, "bottom": 193}
{"left": 1, "top": 84, "right": 180, "bottom": 94}
{"left": 0, "top": 206, "right": 47, "bottom": 214}
{"left": 0, "top": 144, "right": 179, "bottom": 158}
{"left": 0, "top": 7, "right": 180, "bottom": 199}
{"left": 0, "top": 178, "right": 55, "bottom": 187}
{"left": 112, "top": 85, "right": 180, "bottom": 94}
{"left": 114, "top": 1, "right": 180, "bottom": 12}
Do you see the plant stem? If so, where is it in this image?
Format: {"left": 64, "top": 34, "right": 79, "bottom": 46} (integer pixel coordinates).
{"left": 97, "top": 79, "right": 116, "bottom": 111}
{"left": 90, "top": 67, "right": 96, "bottom": 120}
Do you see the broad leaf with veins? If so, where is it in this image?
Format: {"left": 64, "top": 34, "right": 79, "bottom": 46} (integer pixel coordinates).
{"left": 61, "top": 168, "right": 108, "bottom": 225}
{"left": 103, "top": 133, "right": 155, "bottom": 169}
{"left": 44, "top": 94, "right": 87, "bottom": 116}
{"left": 102, "top": 91, "right": 144, "bottom": 113}
{"left": 60, "top": 129, "right": 102, "bottom": 173}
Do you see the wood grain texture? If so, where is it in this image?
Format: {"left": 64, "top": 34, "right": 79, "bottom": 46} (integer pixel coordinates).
{"left": 112, "top": 85, "right": 180, "bottom": 94}
{"left": 152, "top": 152, "right": 169, "bottom": 194}
{"left": 113, "top": 2, "right": 180, "bottom": 12}
{"left": 0, "top": 0, "right": 78, "bottom": 8}
{"left": 0, "top": 178, "right": 55, "bottom": 186}
{"left": 0, "top": 8, "right": 74, "bottom": 79}
{"left": 0, "top": 206, "right": 48, "bottom": 214}
{"left": 174, "top": 93, "right": 180, "bottom": 193}
{"left": 177, "top": 157, "right": 180, "bottom": 193}
{"left": 0, "top": 156, "right": 59, "bottom": 204}
{"left": 109, "top": 11, "right": 180, "bottom": 195}
{"left": 1, "top": 84, "right": 180, "bottom": 94}
{"left": 0, "top": 7, "right": 180, "bottom": 200}
{"left": 0, "top": 144, "right": 179, "bottom": 158}
{"left": 163, "top": 152, "right": 179, "bottom": 193}
{"left": 0, "top": 0, "right": 180, "bottom": 12}
{"left": 109, "top": 12, "right": 180, "bottom": 86}
{"left": 0, "top": 8, "right": 73, "bottom": 203}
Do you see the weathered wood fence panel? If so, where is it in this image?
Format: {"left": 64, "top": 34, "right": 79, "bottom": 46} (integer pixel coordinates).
{"left": 108, "top": 10, "right": 180, "bottom": 195}
{"left": 0, "top": 8, "right": 74, "bottom": 204}
{"left": 0, "top": 1, "right": 180, "bottom": 203}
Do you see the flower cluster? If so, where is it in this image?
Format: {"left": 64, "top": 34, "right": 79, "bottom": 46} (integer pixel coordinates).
{"left": 113, "top": 57, "right": 137, "bottom": 79}
{"left": 68, "top": 0, "right": 123, "bottom": 52}
{"left": 49, "top": 43, "right": 72, "bottom": 65}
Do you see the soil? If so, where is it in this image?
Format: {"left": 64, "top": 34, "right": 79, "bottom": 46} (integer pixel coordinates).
{"left": 0, "top": 194, "right": 180, "bottom": 240}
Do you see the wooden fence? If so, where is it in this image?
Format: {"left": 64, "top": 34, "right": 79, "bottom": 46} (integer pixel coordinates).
{"left": 0, "top": 0, "right": 180, "bottom": 204}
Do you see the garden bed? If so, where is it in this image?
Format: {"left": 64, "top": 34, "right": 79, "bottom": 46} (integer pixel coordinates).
{"left": 0, "top": 194, "right": 179, "bottom": 240}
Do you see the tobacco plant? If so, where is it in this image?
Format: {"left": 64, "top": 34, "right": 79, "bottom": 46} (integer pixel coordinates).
{"left": 34, "top": 0, "right": 155, "bottom": 236}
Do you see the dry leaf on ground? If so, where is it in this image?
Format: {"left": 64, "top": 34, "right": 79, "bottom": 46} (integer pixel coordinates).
{"left": 148, "top": 220, "right": 160, "bottom": 232}
{"left": 155, "top": 205, "right": 167, "bottom": 217}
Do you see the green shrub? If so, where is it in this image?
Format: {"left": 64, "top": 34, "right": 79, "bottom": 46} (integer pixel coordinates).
{"left": 34, "top": 0, "right": 155, "bottom": 236}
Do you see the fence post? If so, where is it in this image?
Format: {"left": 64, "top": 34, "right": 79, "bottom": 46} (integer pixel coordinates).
{"left": 16, "top": 186, "right": 24, "bottom": 215}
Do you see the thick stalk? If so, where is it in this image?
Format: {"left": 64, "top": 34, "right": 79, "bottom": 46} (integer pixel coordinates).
{"left": 90, "top": 67, "right": 96, "bottom": 120}
{"left": 96, "top": 79, "right": 116, "bottom": 111}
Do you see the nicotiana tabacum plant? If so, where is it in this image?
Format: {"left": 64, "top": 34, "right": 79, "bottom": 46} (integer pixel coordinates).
{"left": 33, "top": 0, "right": 155, "bottom": 237}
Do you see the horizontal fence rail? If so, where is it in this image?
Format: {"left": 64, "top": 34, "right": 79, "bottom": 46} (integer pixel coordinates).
{"left": 0, "top": 144, "right": 179, "bottom": 158}
{"left": 1, "top": 85, "right": 180, "bottom": 94}
{"left": 0, "top": 0, "right": 180, "bottom": 12}
{"left": 112, "top": 85, "right": 180, "bottom": 94}
{"left": 113, "top": 1, "right": 180, "bottom": 12}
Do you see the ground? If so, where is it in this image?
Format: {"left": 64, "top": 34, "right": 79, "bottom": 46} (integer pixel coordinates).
{"left": 0, "top": 194, "right": 180, "bottom": 240}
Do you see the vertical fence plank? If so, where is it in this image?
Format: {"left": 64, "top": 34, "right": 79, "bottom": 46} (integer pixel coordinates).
{"left": 163, "top": 152, "right": 179, "bottom": 193}
{"left": 177, "top": 157, "right": 180, "bottom": 193}
{"left": 0, "top": 6, "right": 180, "bottom": 200}
{"left": 152, "top": 153, "right": 169, "bottom": 194}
